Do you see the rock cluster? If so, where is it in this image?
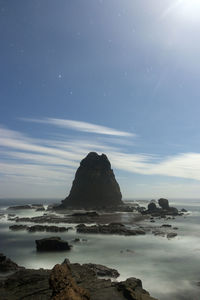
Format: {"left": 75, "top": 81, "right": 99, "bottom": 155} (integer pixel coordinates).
{"left": 144, "top": 198, "right": 179, "bottom": 216}
{"left": 0, "top": 255, "right": 157, "bottom": 300}
{"left": 57, "top": 152, "right": 123, "bottom": 209}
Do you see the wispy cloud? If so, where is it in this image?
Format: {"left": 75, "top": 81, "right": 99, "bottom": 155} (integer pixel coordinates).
{"left": 20, "top": 117, "right": 135, "bottom": 137}
{"left": 1, "top": 119, "right": 200, "bottom": 198}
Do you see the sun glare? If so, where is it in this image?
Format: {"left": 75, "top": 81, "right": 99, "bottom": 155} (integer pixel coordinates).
{"left": 177, "top": 0, "right": 200, "bottom": 21}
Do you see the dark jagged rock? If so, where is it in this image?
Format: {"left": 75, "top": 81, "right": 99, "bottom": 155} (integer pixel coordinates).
{"left": 35, "top": 237, "right": 72, "bottom": 252}
{"left": 76, "top": 223, "right": 145, "bottom": 236}
{"left": 49, "top": 262, "right": 90, "bottom": 300}
{"left": 57, "top": 152, "right": 123, "bottom": 209}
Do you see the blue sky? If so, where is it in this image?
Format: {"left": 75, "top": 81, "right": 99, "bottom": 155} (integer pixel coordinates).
{"left": 1, "top": 0, "right": 200, "bottom": 199}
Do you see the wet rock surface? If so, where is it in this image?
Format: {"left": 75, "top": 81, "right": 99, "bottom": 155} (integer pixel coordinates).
{"left": 35, "top": 237, "right": 72, "bottom": 252}
{"left": 0, "top": 256, "right": 158, "bottom": 300}
{"left": 57, "top": 152, "right": 123, "bottom": 209}
{"left": 82, "top": 263, "right": 119, "bottom": 278}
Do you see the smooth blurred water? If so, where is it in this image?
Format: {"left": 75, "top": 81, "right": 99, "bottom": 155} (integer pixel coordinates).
{"left": 0, "top": 198, "right": 200, "bottom": 300}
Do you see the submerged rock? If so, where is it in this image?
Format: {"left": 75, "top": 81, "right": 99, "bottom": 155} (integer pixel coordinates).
{"left": 35, "top": 237, "right": 72, "bottom": 252}
{"left": 167, "top": 232, "right": 177, "bottom": 239}
{"left": 57, "top": 152, "right": 123, "bottom": 209}
{"left": 7, "top": 205, "right": 32, "bottom": 210}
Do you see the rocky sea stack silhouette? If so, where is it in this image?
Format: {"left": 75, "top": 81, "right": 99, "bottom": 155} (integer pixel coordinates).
{"left": 58, "top": 152, "right": 123, "bottom": 209}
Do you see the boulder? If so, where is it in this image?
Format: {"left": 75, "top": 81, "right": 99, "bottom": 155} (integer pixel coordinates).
{"left": 57, "top": 152, "right": 123, "bottom": 209}
{"left": 148, "top": 202, "right": 158, "bottom": 212}
{"left": 158, "top": 198, "right": 169, "bottom": 210}
{"left": 35, "top": 237, "right": 72, "bottom": 252}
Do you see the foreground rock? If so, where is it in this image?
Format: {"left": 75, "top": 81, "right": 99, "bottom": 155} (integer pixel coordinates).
{"left": 0, "top": 255, "right": 157, "bottom": 300}
{"left": 0, "top": 253, "right": 21, "bottom": 272}
{"left": 77, "top": 223, "right": 145, "bottom": 236}
{"left": 35, "top": 237, "right": 72, "bottom": 252}
{"left": 50, "top": 262, "right": 90, "bottom": 300}
{"left": 57, "top": 152, "right": 123, "bottom": 209}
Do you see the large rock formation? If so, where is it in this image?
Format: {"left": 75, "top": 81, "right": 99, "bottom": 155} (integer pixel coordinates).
{"left": 58, "top": 152, "right": 123, "bottom": 209}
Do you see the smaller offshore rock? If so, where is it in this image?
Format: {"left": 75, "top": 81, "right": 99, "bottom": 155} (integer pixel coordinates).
{"left": 35, "top": 237, "right": 72, "bottom": 252}
{"left": 143, "top": 198, "right": 179, "bottom": 216}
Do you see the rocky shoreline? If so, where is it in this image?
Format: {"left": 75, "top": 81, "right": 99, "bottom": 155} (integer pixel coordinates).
{"left": 0, "top": 254, "right": 157, "bottom": 300}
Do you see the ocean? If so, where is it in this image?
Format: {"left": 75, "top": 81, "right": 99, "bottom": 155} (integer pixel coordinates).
{"left": 0, "top": 198, "right": 200, "bottom": 300}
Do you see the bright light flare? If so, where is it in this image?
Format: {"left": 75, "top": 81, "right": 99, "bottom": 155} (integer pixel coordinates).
{"left": 163, "top": 0, "right": 200, "bottom": 22}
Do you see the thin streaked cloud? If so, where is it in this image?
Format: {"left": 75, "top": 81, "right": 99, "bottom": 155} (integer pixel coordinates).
{"left": 20, "top": 117, "right": 135, "bottom": 137}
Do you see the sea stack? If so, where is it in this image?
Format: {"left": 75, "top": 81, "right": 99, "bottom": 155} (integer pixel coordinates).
{"left": 58, "top": 152, "right": 123, "bottom": 209}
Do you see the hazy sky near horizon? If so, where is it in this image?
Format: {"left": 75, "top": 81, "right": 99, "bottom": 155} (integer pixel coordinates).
{"left": 1, "top": 0, "right": 200, "bottom": 199}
